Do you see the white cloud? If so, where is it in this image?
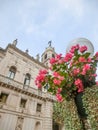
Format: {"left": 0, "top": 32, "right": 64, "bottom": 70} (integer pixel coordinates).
{"left": 57, "top": 0, "right": 84, "bottom": 17}
{"left": 16, "top": 0, "right": 85, "bottom": 34}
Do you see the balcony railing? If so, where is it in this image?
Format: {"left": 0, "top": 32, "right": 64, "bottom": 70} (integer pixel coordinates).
{"left": 0, "top": 74, "right": 56, "bottom": 101}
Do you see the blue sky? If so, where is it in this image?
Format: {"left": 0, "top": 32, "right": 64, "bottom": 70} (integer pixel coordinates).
{"left": 0, "top": 0, "right": 98, "bottom": 55}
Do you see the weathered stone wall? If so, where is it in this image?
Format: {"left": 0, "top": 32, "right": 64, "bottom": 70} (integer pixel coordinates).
{"left": 0, "top": 44, "right": 54, "bottom": 130}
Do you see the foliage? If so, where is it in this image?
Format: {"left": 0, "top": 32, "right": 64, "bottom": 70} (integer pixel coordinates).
{"left": 82, "top": 85, "right": 98, "bottom": 129}
{"left": 53, "top": 100, "right": 83, "bottom": 130}
{"left": 35, "top": 44, "right": 98, "bottom": 102}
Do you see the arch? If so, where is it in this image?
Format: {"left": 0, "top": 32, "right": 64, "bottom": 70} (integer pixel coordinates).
{"left": 35, "top": 121, "right": 41, "bottom": 130}
{"left": 24, "top": 73, "right": 31, "bottom": 86}
{"left": 8, "top": 66, "right": 17, "bottom": 79}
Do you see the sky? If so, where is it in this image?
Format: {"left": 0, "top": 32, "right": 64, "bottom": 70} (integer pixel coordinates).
{"left": 0, "top": 0, "right": 98, "bottom": 78}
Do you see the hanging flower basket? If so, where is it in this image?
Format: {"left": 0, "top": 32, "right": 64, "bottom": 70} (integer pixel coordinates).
{"left": 35, "top": 44, "right": 98, "bottom": 102}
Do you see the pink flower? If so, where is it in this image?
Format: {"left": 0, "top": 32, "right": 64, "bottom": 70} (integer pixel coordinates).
{"left": 56, "top": 94, "right": 63, "bottom": 102}
{"left": 35, "top": 75, "right": 45, "bottom": 83}
{"left": 57, "top": 88, "right": 62, "bottom": 94}
{"left": 73, "top": 68, "right": 80, "bottom": 76}
{"left": 79, "top": 57, "right": 86, "bottom": 62}
{"left": 53, "top": 79, "right": 61, "bottom": 85}
{"left": 64, "top": 53, "right": 73, "bottom": 62}
{"left": 50, "top": 57, "right": 56, "bottom": 64}
{"left": 87, "top": 57, "right": 92, "bottom": 62}
{"left": 58, "top": 76, "right": 65, "bottom": 81}
{"left": 55, "top": 54, "right": 62, "bottom": 60}
{"left": 79, "top": 45, "right": 87, "bottom": 53}
{"left": 95, "top": 52, "right": 98, "bottom": 60}
{"left": 37, "top": 83, "right": 42, "bottom": 88}
{"left": 77, "top": 85, "right": 84, "bottom": 93}
{"left": 96, "top": 81, "right": 98, "bottom": 85}
{"left": 70, "top": 44, "right": 79, "bottom": 53}
{"left": 35, "top": 69, "right": 48, "bottom": 88}
{"left": 39, "top": 69, "right": 48, "bottom": 75}
{"left": 92, "top": 74, "right": 97, "bottom": 77}
{"left": 81, "top": 70, "right": 86, "bottom": 75}
{"left": 95, "top": 52, "right": 98, "bottom": 57}
{"left": 81, "top": 64, "right": 90, "bottom": 75}
{"left": 84, "top": 64, "right": 90, "bottom": 71}
{"left": 74, "top": 79, "right": 84, "bottom": 93}
{"left": 58, "top": 59, "right": 65, "bottom": 64}
{"left": 53, "top": 72, "right": 60, "bottom": 77}
{"left": 75, "top": 79, "right": 82, "bottom": 86}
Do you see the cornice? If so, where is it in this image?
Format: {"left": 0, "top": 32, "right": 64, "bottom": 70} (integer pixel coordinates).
{"left": 6, "top": 44, "right": 48, "bottom": 69}
{"left": 0, "top": 81, "right": 55, "bottom": 102}
{"left": 0, "top": 74, "right": 55, "bottom": 102}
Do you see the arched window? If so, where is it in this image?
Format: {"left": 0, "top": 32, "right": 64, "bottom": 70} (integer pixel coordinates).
{"left": 44, "top": 54, "right": 47, "bottom": 59}
{"left": 24, "top": 73, "right": 31, "bottom": 86}
{"left": 35, "top": 122, "right": 41, "bottom": 130}
{"left": 8, "top": 66, "right": 16, "bottom": 79}
{"left": 52, "top": 54, "right": 55, "bottom": 58}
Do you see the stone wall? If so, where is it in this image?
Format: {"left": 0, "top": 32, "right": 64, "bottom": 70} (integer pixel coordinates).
{"left": 0, "top": 44, "right": 54, "bottom": 130}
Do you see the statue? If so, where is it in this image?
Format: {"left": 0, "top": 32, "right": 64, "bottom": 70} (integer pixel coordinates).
{"left": 25, "top": 49, "right": 29, "bottom": 53}
{"left": 36, "top": 54, "right": 40, "bottom": 61}
{"left": 48, "top": 41, "right": 52, "bottom": 47}
{"left": 12, "top": 39, "right": 17, "bottom": 46}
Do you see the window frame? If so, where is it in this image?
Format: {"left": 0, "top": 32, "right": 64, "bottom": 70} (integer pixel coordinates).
{"left": 24, "top": 73, "right": 31, "bottom": 86}
{"left": 8, "top": 66, "right": 16, "bottom": 79}
{"left": 0, "top": 92, "right": 8, "bottom": 103}
{"left": 20, "top": 98, "right": 27, "bottom": 108}
{"left": 36, "top": 103, "right": 42, "bottom": 112}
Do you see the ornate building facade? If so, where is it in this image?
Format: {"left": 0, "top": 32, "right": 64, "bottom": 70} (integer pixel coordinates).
{"left": 0, "top": 41, "right": 63, "bottom": 130}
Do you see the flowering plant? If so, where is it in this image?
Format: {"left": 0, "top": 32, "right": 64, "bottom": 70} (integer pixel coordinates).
{"left": 35, "top": 44, "right": 98, "bottom": 102}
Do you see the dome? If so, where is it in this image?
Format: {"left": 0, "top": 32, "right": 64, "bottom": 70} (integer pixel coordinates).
{"left": 66, "top": 38, "right": 94, "bottom": 56}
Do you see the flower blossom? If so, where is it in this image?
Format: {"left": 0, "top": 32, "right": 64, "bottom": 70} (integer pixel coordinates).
{"left": 53, "top": 72, "right": 60, "bottom": 77}
{"left": 95, "top": 52, "right": 98, "bottom": 60}
{"left": 70, "top": 44, "right": 79, "bottom": 53}
{"left": 74, "top": 79, "right": 84, "bottom": 93}
{"left": 87, "top": 57, "right": 92, "bottom": 62}
{"left": 56, "top": 94, "right": 63, "bottom": 102}
{"left": 35, "top": 44, "right": 98, "bottom": 101}
{"left": 73, "top": 68, "right": 80, "bottom": 76}
{"left": 50, "top": 57, "right": 56, "bottom": 64}
{"left": 79, "top": 45, "right": 87, "bottom": 53}
{"left": 79, "top": 57, "right": 86, "bottom": 62}
{"left": 53, "top": 79, "right": 61, "bottom": 85}
{"left": 57, "top": 88, "right": 62, "bottom": 94}
{"left": 64, "top": 53, "right": 73, "bottom": 62}
{"left": 39, "top": 69, "right": 48, "bottom": 75}
{"left": 81, "top": 64, "right": 90, "bottom": 75}
{"left": 58, "top": 76, "right": 65, "bottom": 81}
{"left": 55, "top": 54, "right": 62, "bottom": 60}
{"left": 35, "top": 69, "right": 48, "bottom": 88}
{"left": 96, "top": 81, "right": 98, "bottom": 85}
{"left": 95, "top": 52, "right": 98, "bottom": 57}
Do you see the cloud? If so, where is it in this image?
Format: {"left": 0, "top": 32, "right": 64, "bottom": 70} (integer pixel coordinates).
{"left": 16, "top": 0, "right": 85, "bottom": 34}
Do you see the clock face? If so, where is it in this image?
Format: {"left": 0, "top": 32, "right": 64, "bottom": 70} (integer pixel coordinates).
{"left": 66, "top": 38, "right": 94, "bottom": 56}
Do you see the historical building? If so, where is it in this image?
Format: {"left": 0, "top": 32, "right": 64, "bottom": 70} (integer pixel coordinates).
{"left": 0, "top": 40, "right": 64, "bottom": 130}
{"left": 0, "top": 38, "right": 94, "bottom": 130}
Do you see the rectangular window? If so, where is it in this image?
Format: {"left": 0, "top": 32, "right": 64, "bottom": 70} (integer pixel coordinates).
{"left": 8, "top": 71, "right": 15, "bottom": 79}
{"left": 0, "top": 93, "right": 8, "bottom": 103}
{"left": 36, "top": 103, "right": 42, "bottom": 112}
{"left": 20, "top": 99, "right": 27, "bottom": 108}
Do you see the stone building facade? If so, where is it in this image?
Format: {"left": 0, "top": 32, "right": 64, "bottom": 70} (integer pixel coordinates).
{"left": 0, "top": 41, "right": 63, "bottom": 130}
